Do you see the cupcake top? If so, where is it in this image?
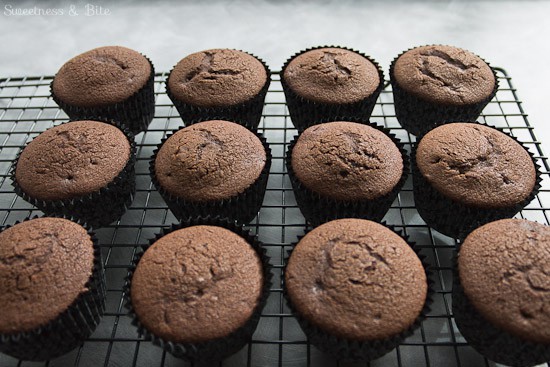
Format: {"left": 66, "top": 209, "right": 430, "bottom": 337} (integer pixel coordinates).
{"left": 291, "top": 121, "right": 403, "bottom": 200}
{"left": 52, "top": 46, "right": 151, "bottom": 107}
{"left": 167, "top": 49, "right": 267, "bottom": 107}
{"left": 416, "top": 123, "right": 536, "bottom": 208}
{"left": 285, "top": 218, "right": 427, "bottom": 340}
{"left": 0, "top": 217, "right": 94, "bottom": 334}
{"left": 459, "top": 219, "right": 550, "bottom": 344}
{"left": 155, "top": 120, "right": 266, "bottom": 201}
{"left": 393, "top": 45, "right": 495, "bottom": 105}
{"left": 283, "top": 47, "right": 380, "bottom": 104}
{"left": 130, "top": 225, "right": 263, "bottom": 343}
{"left": 15, "top": 120, "right": 131, "bottom": 201}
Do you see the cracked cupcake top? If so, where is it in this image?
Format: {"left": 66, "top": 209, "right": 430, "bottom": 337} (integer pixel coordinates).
{"left": 130, "top": 225, "right": 263, "bottom": 343}
{"left": 167, "top": 49, "right": 267, "bottom": 107}
{"left": 0, "top": 217, "right": 94, "bottom": 334}
{"left": 416, "top": 123, "right": 535, "bottom": 208}
{"left": 459, "top": 219, "right": 550, "bottom": 344}
{"left": 393, "top": 45, "right": 495, "bottom": 105}
{"left": 15, "top": 120, "right": 131, "bottom": 201}
{"left": 291, "top": 121, "right": 403, "bottom": 200}
{"left": 53, "top": 46, "right": 151, "bottom": 107}
{"left": 285, "top": 218, "right": 427, "bottom": 340}
{"left": 283, "top": 48, "right": 380, "bottom": 104}
{"left": 155, "top": 120, "right": 266, "bottom": 201}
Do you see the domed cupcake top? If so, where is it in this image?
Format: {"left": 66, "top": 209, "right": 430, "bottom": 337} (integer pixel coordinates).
{"left": 393, "top": 45, "right": 495, "bottom": 105}
{"left": 168, "top": 49, "right": 267, "bottom": 107}
{"left": 52, "top": 46, "right": 152, "bottom": 107}
{"left": 154, "top": 120, "right": 266, "bottom": 201}
{"left": 130, "top": 225, "right": 263, "bottom": 343}
{"left": 459, "top": 219, "right": 550, "bottom": 344}
{"left": 291, "top": 121, "right": 403, "bottom": 200}
{"left": 285, "top": 218, "right": 427, "bottom": 340}
{"left": 0, "top": 217, "right": 94, "bottom": 333}
{"left": 15, "top": 120, "right": 131, "bottom": 201}
{"left": 416, "top": 123, "right": 536, "bottom": 208}
{"left": 283, "top": 48, "right": 380, "bottom": 104}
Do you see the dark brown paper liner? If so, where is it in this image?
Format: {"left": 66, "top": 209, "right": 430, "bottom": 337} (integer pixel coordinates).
{"left": 280, "top": 46, "right": 384, "bottom": 133}
{"left": 11, "top": 118, "right": 137, "bottom": 229}
{"left": 0, "top": 214, "right": 106, "bottom": 361}
{"left": 389, "top": 45, "right": 499, "bottom": 136}
{"left": 286, "top": 119, "right": 409, "bottom": 226}
{"left": 452, "top": 254, "right": 550, "bottom": 367}
{"left": 283, "top": 222, "right": 434, "bottom": 361}
{"left": 150, "top": 124, "right": 271, "bottom": 224}
{"left": 412, "top": 122, "right": 542, "bottom": 239}
{"left": 166, "top": 50, "right": 271, "bottom": 132}
{"left": 123, "top": 216, "right": 272, "bottom": 364}
{"left": 51, "top": 54, "right": 156, "bottom": 135}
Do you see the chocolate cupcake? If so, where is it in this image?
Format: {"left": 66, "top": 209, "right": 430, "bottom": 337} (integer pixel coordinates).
{"left": 0, "top": 216, "right": 105, "bottom": 361}
{"left": 51, "top": 46, "right": 155, "bottom": 134}
{"left": 285, "top": 218, "right": 430, "bottom": 361}
{"left": 166, "top": 49, "right": 270, "bottom": 131}
{"left": 413, "top": 122, "right": 540, "bottom": 238}
{"left": 125, "top": 217, "right": 271, "bottom": 363}
{"left": 151, "top": 120, "right": 270, "bottom": 224}
{"left": 390, "top": 45, "right": 497, "bottom": 136}
{"left": 281, "top": 46, "right": 383, "bottom": 132}
{"left": 12, "top": 120, "right": 136, "bottom": 228}
{"left": 453, "top": 219, "right": 550, "bottom": 366}
{"left": 287, "top": 120, "right": 407, "bottom": 225}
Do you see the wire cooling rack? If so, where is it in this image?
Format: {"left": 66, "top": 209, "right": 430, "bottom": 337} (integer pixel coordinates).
{"left": 0, "top": 70, "right": 549, "bottom": 367}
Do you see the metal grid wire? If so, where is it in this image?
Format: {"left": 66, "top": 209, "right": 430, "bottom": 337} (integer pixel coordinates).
{"left": 0, "top": 69, "right": 549, "bottom": 367}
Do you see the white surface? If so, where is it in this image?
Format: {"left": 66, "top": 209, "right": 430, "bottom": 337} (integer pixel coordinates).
{"left": 2, "top": 0, "right": 549, "bottom": 148}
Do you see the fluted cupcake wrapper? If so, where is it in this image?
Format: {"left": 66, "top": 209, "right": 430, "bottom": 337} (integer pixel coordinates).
{"left": 411, "top": 122, "right": 542, "bottom": 240}
{"left": 286, "top": 118, "right": 409, "bottom": 226}
{"left": 150, "top": 126, "right": 271, "bottom": 224}
{"left": 11, "top": 118, "right": 137, "bottom": 230}
{"left": 0, "top": 214, "right": 106, "bottom": 361}
{"left": 451, "top": 255, "right": 550, "bottom": 367}
{"left": 166, "top": 50, "right": 271, "bottom": 132}
{"left": 389, "top": 45, "right": 499, "bottom": 136}
{"left": 51, "top": 54, "right": 156, "bottom": 135}
{"left": 123, "top": 216, "right": 272, "bottom": 364}
{"left": 283, "top": 223, "right": 434, "bottom": 362}
{"left": 280, "top": 45, "right": 385, "bottom": 133}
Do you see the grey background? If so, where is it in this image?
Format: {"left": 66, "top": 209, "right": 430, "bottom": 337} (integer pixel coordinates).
{"left": 1, "top": 0, "right": 549, "bottom": 147}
